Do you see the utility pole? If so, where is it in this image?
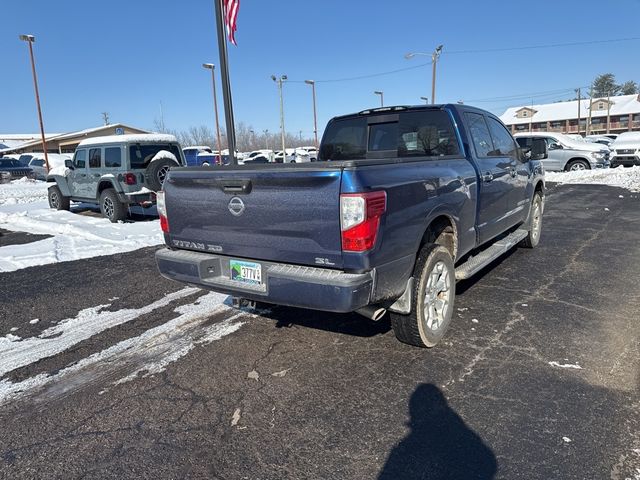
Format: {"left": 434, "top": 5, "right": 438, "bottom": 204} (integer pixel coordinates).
{"left": 586, "top": 85, "right": 594, "bottom": 136}
{"left": 606, "top": 91, "right": 611, "bottom": 134}
{"left": 101, "top": 112, "right": 110, "bottom": 125}
{"left": 263, "top": 129, "right": 269, "bottom": 149}
{"left": 575, "top": 88, "right": 582, "bottom": 135}
{"left": 19, "top": 34, "right": 49, "bottom": 173}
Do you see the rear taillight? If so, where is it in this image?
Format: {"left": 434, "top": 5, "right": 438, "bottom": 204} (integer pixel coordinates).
{"left": 156, "top": 191, "right": 169, "bottom": 233}
{"left": 124, "top": 172, "right": 137, "bottom": 185}
{"left": 340, "top": 191, "right": 386, "bottom": 252}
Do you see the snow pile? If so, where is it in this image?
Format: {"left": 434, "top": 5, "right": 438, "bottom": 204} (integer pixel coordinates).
{"left": 0, "top": 181, "right": 164, "bottom": 272}
{"left": 0, "top": 179, "right": 48, "bottom": 206}
{"left": 545, "top": 166, "right": 640, "bottom": 192}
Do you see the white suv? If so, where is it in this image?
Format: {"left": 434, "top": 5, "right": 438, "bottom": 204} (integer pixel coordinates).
{"left": 610, "top": 132, "right": 640, "bottom": 167}
{"left": 514, "top": 132, "right": 610, "bottom": 171}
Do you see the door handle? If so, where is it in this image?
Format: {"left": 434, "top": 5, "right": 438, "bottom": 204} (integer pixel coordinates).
{"left": 482, "top": 172, "right": 494, "bottom": 182}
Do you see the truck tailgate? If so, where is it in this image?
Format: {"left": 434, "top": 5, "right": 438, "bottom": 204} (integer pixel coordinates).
{"left": 163, "top": 167, "right": 344, "bottom": 268}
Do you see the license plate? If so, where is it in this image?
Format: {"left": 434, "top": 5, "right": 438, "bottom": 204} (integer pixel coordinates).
{"left": 230, "top": 260, "right": 262, "bottom": 285}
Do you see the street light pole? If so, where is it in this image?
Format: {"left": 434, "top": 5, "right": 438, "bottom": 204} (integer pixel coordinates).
{"left": 374, "top": 90, "right": 384, "bottom": 107}
{"left": 272, "top": 75, "right": 287, "bottom": 160}
{"left": 202, "top": 63, "right": 223, "bottom": 158}
{"left": 420, "top": 96, "right": 429, "bottom": 104}
{"left": 575, "top": 88, "right": 582, "bottom": 135}
{"left": 19, "top": 34, "right": 49, "bottom": 173}
{"left": 431, "top": 45, "right": 443, "bottom": 104}
{"left": 405, "top": 44, "right": 443, "bottom": 104}
{"left": 304, "top": 80, "right": 318, "bottom": 148}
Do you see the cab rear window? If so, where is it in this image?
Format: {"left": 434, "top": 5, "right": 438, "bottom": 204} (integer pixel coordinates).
{"left": 319, "top": 110, "right": 460, "bottom": 161}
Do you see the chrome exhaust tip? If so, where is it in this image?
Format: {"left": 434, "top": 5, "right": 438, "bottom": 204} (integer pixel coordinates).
{"left": 356, "top": 305, "right": 387, "bottom": 322}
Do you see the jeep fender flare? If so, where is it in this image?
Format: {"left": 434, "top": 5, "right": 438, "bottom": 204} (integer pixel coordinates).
{"left": 47, "top": 175, "right": 72, "bottom": 197}
{"left": 97, "top": 178, "right": 128, "bottom": 203}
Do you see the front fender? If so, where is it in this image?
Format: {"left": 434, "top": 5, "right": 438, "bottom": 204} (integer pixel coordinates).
{"left": 47, "top": 175, "right": 72, "bottom": 196}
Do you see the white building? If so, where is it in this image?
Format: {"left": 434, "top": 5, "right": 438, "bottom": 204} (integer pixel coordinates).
{"left": 499, "top": 93, "right": 640, "bottom": 136}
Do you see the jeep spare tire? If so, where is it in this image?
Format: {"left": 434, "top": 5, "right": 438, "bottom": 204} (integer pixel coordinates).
{"left": 144, "top": 151, "right": 179, "bottom": 191}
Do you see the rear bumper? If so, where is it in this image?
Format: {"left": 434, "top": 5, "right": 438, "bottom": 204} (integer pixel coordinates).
{"left": 155, "top": 248, "right": 374, "bottom": 313}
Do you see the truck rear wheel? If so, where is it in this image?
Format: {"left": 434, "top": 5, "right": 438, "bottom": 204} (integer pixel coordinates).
{"left": 100, "top": 189, "right": 127, "bottom": 223}
{"left": 390, "top": 244, "right": 455, "bottom": 348}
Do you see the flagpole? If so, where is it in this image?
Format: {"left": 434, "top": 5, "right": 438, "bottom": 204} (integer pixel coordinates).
{"left": 213, "top": 0, "right": 237, "bottom": 165}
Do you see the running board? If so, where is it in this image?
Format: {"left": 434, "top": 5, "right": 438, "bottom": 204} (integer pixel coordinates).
{"left": 455, "top": 230, "right": 528, "bottom": 280}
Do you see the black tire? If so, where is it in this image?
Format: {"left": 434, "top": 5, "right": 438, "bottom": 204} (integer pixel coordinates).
{"left": 144, "top": 158, "right": 178, "bottom": 191}
{"left": 520, "top": 192, "right": 543, "bottom": 248}
{"left": 48, "top": 185, "right": 70, "bottom": 211}
{"left": 390, "top": 244, "right": 455, "bottom": 348}
{"left": 565, "top": 159, "right": 590, "bottom": 171}
{"left": 99, "top": 189, "right": 127, "bottom": 223}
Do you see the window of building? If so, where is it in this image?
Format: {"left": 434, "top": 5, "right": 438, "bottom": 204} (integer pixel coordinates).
{"left": 598, "top": 102, "right": 605, "bottom": 110}
{"left": 522, "top": 110, "right": 528, "bottom": 117}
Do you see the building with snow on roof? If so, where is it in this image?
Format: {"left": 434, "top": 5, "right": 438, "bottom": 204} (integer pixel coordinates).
{"left": 500, "top": 93, "right": 640, "bottom": 136}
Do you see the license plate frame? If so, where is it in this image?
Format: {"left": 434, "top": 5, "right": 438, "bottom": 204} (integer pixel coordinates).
{"left": 230, "top": 260, "right": 263, "bottom": 285}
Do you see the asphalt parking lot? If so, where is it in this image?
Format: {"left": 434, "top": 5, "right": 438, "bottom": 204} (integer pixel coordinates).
{"left": 0, "top": 184, "right": 639, "bottom": 479}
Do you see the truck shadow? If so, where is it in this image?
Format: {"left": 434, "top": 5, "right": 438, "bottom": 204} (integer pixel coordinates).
{"left": 259, "top": 306, "right": 392, "bottom": 338}
{"left": 378, "top": 383, "right": 497, "bottom": 480}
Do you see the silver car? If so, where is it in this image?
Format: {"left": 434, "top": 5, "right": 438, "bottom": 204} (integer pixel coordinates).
{"left": 514, "top": 132, "right": 609, "bottom": 171}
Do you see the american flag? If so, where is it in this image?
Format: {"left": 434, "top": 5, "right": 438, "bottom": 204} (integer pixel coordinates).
{"left": 224, "top": 0, "right": 240, "bottom": 46}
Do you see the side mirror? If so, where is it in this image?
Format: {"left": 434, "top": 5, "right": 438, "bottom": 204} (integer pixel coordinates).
{"left": 530, "top": 138, "right": 548, "bottom": 160}
{"left": 65, "top": 159, "right": 74, "bottom": 169}
{"left": 548, "top": 143, "right": 563, "bottom": 150}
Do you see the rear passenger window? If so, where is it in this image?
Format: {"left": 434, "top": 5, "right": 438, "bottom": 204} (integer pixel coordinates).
{"left": 399, "top": 111, "right": 460, "bottom": 157}
{"left": 89, "top": 148, "right": 101, "bottom": 168}
{"left": 74, "top": 149, "right": 87, "bottom": 168}
{"left": 368, "top": 123, "right": 398, "bottom": 151}
{"left": 487, "top": 117, "right": 519, "bottom": 160}
{"left": 318, "top": 117, "right": 367, "bottom": 161}
{"left": 465, "top": 112, "right": 494, "bottom": 157}
{"left": 105, "top": 147, "right": 122, "bottom": 168}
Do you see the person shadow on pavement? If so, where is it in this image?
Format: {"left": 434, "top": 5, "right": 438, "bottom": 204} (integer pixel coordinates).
{"left": 378, "top": 384, "right": 497, "bottom": 480}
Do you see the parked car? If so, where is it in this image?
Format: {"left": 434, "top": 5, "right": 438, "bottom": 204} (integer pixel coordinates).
{"left": 585, "top": 135, "right": 614, "bottom": 147}
{"left": 609, "top": 132, "right": 640, "bottom": 167}
{"left": 0, "top": 158, "right": 35, "bottom": 183}
{"left": 273, "top": 148, "right": 311, "bottom": 163}
{"left": 24, "top": 153, "right": 71, "bottom": 180}
{"left": 299, "top": 146, "right": 318, "bottom": 161}
{"left": 47, "top": 134, "right": 185, "bottom": 222}
{"left": 17, "top": 153, "right": 34, "bottom": 166}
{"left": 183, "top": 146, "right": 213, "bottom": 166}
{"left": 514, "top": 132, "right": 609, "bottom": 171}
{"left": 244, "top": 150, "right": 275, "bottom": 163}
{"left": 156, "top": 104, "right": 547, "bottom": 348}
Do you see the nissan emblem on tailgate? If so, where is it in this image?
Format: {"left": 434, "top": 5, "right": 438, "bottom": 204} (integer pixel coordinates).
{"left": 228, "top": 196, "right": 245, "bottom": 216}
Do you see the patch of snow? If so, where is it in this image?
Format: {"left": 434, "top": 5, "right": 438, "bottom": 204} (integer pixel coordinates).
{"left": 545, "top": 166, "right": 640, "bottom": 192}
{"left": 562, "top": 437, "right": 572, "bottom": 443}
{"left": 125, "top": 187, "right": 153, "bottom": 196}
{"left": 150, "top": 150, "right": 178, "bottom": 163}
{"left": 0, "top": 181, "right": 164, "bottom": 272}
{"left": 5, "top": 334, "right": 21, "bottom": 342}
{"left": 9, "top": 327, "right": 18, "bottom": 332}
{"left": 471, "top": 318, "right": 479, "bottom": 323}
{"left": 548, "top": 361, "right": 583, "bottom": 370}
{"left": 0, "top": 287, "right": 198, "bottom": 377}
{"left": 0, "top": 292, "right": 240, "bottom": 405}
{"left": 29, "top": 319, "right": 39, "bottom": 325}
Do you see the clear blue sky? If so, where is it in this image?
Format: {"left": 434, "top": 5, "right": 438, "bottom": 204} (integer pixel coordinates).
{"left": 2, "top": 0, "right": 640, "bottom": 138}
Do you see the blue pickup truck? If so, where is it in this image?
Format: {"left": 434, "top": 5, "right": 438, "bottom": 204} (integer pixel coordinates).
{"left": 156, "top": 104, "right": 546, "bottom": 347}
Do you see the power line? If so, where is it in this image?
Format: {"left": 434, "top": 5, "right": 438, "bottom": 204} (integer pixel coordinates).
{"left": 445, "top": 36, "right": 640, "bottom": 55}
{"left": 284, "top": 37, "right": 640, "bottom": 85}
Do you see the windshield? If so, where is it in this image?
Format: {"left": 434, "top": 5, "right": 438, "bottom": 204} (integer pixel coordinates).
{"left": 0, "top": 159, "right": 21, "bottom": 168}
{"left": 129, "top": 143, "right": 183, "bottom": 169}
